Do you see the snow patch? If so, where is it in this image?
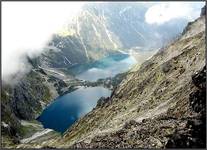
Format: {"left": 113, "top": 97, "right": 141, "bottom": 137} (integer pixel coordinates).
{"left": 20, "top": 129, "right": 53, "bottom": 144}
{"left": 2, "top": 122, "right": 9, "bottom": 128}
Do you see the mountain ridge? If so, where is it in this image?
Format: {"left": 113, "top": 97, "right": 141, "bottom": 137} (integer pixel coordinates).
{"left": 1, "top": 4, "right": 206, "bottom": 148}
{"left": 31, "top": 13, "right": 205, "bottom": 149}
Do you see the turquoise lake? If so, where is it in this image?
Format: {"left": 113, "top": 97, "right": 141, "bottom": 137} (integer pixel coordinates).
{"left": 37, "top": 54, "right": 137, "bottom": 133}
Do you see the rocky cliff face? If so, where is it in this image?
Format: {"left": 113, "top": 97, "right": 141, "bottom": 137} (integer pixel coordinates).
{"left": 37, "top": 5, "right": 123, "bottom": 71}
{"left": 2, "top": 3, "right": 205, "bottom": 149}
{"left": 166, "top": 65, "right": 206, "bottom": 148}
{"left": 25, "top": 14, "right": 205, "bottom": 149}
{"left": 1, "top": 64, "right": 68, "bottom": 147}
{"left": 37, "top": 3, "right": 191, "bottom": 72}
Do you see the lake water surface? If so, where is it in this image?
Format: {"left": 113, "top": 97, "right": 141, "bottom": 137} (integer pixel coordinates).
{"left": 37, "top": 87, "right": 111, "bottom": 133}
{"left": 76, "top": 54, "right": 137, "bottom": 81}
{"left": 38, "top": 54, "right": 136, "bottom": 133}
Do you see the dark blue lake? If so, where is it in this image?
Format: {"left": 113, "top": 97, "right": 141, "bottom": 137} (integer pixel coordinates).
{"left": 37, "top": 87, "right": 111, "bottom": 133}
{"left": 37, "top": 54, "right": 137, "bottom": 133}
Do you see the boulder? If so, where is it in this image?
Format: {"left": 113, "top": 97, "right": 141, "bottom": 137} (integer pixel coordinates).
{"left": 96, "top": 97, "right": 110, "bottom": 107}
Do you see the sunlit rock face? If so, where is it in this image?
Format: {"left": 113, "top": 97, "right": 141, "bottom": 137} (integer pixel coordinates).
{"left": 38, "top": 3, "right": 194, "bottom": 70}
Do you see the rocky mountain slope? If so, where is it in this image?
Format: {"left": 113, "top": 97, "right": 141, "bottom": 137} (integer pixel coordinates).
{"left": 18, "top": 10, "right": 206, "bottom": 148}
{"left": 37, "top": 2, "right": 191, "bottom": 74}
{"left": 1, "top": 62, "right": 66, "bottom": 147}
{"left": 2, "top": 4, "right": 205, "bottom": 149}
{"left": 65, "top": 15, "right": 205, "bottom": 149}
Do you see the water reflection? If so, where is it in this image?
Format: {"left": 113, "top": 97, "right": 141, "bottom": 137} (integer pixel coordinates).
{"left": 37, "top": 87, "right": 111, "bottom": 133}
{"left": 76, "top": 55, "right": 137, "bottom": 81}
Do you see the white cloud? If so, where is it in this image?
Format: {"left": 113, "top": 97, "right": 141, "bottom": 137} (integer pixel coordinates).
{"left": 2, "top": 2, "right": 85, "bottom": 83}
{"left": 145, "top": 2, "right": 204, "bottom": 25}
{"left": 2, "top": 2, "right": 205, "bottom": 84}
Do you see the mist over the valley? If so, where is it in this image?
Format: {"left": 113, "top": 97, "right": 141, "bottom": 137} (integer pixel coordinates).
{"left": 2, "top": 2, "right": 205, "bottom": 84}
{"left": 1, "top": 2, "right": 206, "bottom": 148}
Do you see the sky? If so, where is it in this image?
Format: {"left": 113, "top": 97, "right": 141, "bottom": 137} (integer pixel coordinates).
{"left": 145, "top": 2, "right": 204, "bottom": 25}
{"left": 2, "top": 2, "right": 205, "bottom": 84}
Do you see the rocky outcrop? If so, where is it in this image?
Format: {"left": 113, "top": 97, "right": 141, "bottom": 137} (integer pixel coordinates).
{"left": 11, "top": 73, "right": 48, "bottom": 120}
{"left": 166, "top": 66, "right": 206, "bottom": 148}
{"left": 1, "top": 87, "right": 22, "bottom": 146}
{"left": 1, "top": 68, "right": 66, "bottom": 147}
{"left": 96, "top": 97, "right": 111, "bottom": 107}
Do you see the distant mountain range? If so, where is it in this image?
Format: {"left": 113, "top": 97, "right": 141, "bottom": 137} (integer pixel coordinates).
{"left": 1, "top": 3, "right": 205, "bottom": 149}
{"left": 37, "top": 3, "right": 193, "bottom": 71}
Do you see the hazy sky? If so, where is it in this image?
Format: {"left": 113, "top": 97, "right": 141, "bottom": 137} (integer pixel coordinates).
{"left": 2, "top": 2, "right": 205, "bottom": 84}
{"left": 145, "top": 2, "right": 204, "bottom": 25}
